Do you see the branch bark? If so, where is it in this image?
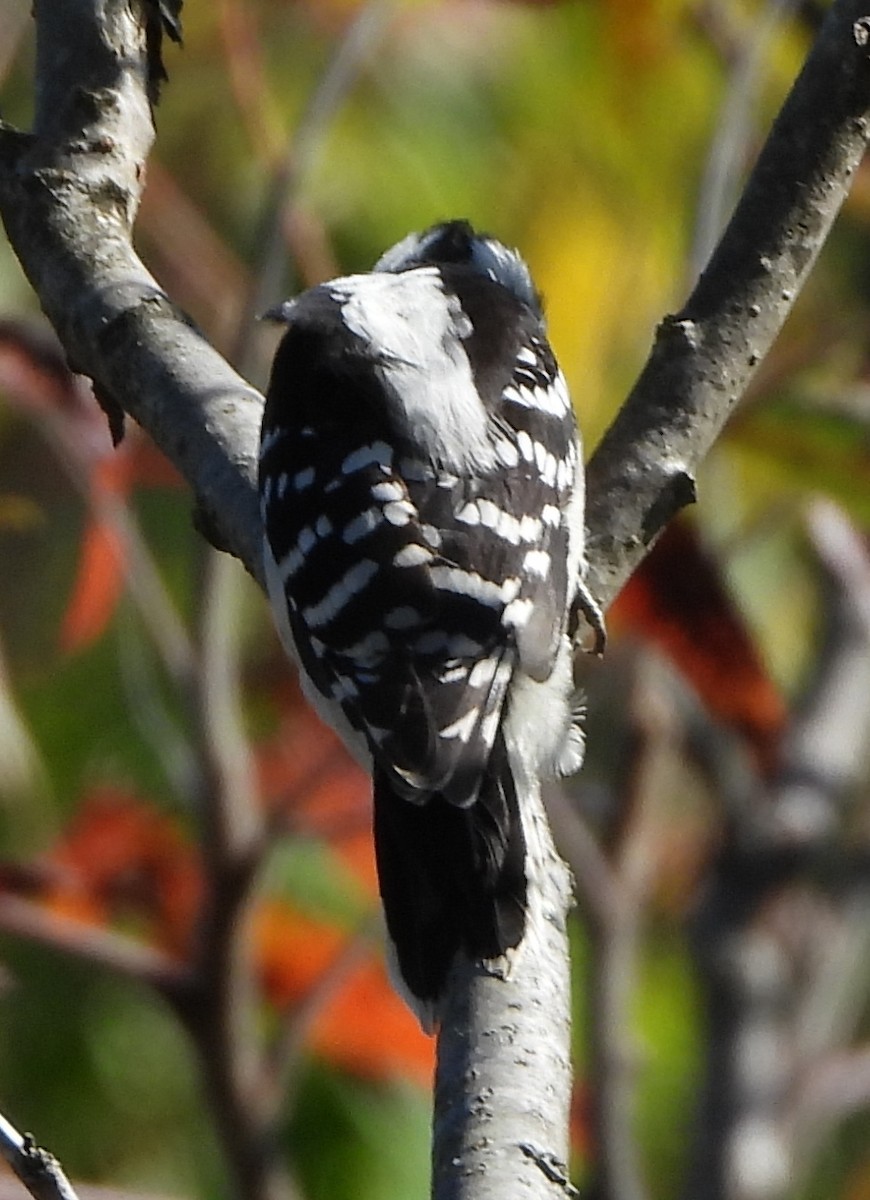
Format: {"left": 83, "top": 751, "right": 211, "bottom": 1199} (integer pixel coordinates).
{"left": 0, "top": 1112, "right": 81, "bottom": 1200}
{"left": 432, "top": 781, "right": 574, "bottom": 1200}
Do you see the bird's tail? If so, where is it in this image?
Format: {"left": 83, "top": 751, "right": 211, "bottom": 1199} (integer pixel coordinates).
{"left": 372, "top": 731, "right": 527, "bottom": 1029}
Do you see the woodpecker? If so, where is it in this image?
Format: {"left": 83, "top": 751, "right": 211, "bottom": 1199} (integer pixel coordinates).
{"left": 258, "top": 220, "right": 602, "bottom": 1030}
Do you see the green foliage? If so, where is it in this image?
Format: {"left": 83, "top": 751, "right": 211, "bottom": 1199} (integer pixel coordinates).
{"left": 290, "top": 1068, "right": 429, "bottom": 1200}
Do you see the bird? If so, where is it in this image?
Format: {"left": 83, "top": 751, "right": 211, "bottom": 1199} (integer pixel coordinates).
{"left": 258, "top": 219, "right": 603, "bottom": 1031}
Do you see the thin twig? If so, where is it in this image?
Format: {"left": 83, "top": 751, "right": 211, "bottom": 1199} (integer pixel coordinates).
{"left": 264, "top": 923, "right": 374, "bottom": 1116}
{"left": 195, "top": 547, "right": 262, "bottom": 862}
{"left": 176, "top": 544, "right": 288, "bottom": 1200}
{"left": 230, "top": 0, "right": 392, "bottom": 379}
{"left": 690, "top": 0, "right": 797, "bottom": 278}
{"left": 582, "top": 656, "right": 682, "bottom": 1200}
{"left": 0, "top": 895, "right": 188, "bottom": 1000}
{"left": 0, "top": 1111, "right": 81, "bottom": 1200}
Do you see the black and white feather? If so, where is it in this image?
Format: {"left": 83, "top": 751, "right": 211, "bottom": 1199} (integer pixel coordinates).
{"left": 259, "top": 220, "right": 599, "bottom": 1030}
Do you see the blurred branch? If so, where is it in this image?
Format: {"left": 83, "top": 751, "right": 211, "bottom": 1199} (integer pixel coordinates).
{"left": 264, "top": 925, "right": 372, "bottom": 1116}
{"left": 776, "top": 499, "right": 870, "bottom": 834}
{"left": 137, "top": 159, "right": 253, "bottom": 356}
{"left": 0, "top": 0, "right": 30, "bottom": 89}
{"left": 689, "top": 0, "right": 797, "bottom": 278}
{"left": 0, "top": 895, "right": 188, "bottom": 999}
{"left": 171, "top": 547, "right": 294, "bottom": 1200}
{"left": 584, "top": 0, "right": 870, "bottom": 613}
{"left": 229, "top": 0, "right": 391, "bottom": 378}
{"left": 194, "top": 548, "right": 262, "bottom": 864}
{"left": 0, "top": 628, "right": 47, "bottom": 804}
{"left": 35, "top": 408, "right": 197, "bottom": 688}
{"left": 685, "top": 501, "right": 870, "bottom": 1200}
{"left": 0, "top": 1112, "right": 80, "bottom": 1200}
{"left": 792, "top": 1043, "right": 870, "bottom": 1131}
{"left": 553, "top": 655, "right": 685, "bottom": 1200}
{"left": 583, "top": 659, "right": 685, "bottom": 1200}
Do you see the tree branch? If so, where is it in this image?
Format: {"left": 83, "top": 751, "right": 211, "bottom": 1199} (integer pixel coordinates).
{"left": 433, "top": 779, "right": 574, "bottom": 1200}
{"left": 0, "top": 0, "right": 264, "bottom": 583}
{"left": 684, "top": 502, "right": 870, "bottom": 1200}
{"left": 3, "top": 3, "right": 868, "bottom": 613}
{"left": 0, "top": 895, "right": 189, "bottom": 1000}
{"left": 584, "top": 0, "right": 870, "bottom": 610}
{"left": 0, "top": 1111, "right": 81, "bottom": 1200}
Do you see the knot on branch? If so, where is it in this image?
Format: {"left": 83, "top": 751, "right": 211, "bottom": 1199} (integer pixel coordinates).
{"left": 641, "top": 466, "right": 697, "bottom": 545}
{"left": 656, "top": 314, "right": 702, "bottom": 354}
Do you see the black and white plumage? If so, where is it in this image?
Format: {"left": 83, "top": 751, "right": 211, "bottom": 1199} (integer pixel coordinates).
{"left": 259, "top": 220, "right": 602, "bottom": 1030}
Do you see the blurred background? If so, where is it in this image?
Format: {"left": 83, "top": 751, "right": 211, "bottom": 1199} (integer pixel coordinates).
{"left": 1, "top": 2, "right": 870, "bottom": 1199}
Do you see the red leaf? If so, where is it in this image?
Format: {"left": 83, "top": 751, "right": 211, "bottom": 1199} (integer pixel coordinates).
{"left": 255, "top": 901, "right": 433, "bottom": 1084}
{"left": 257, "top": 678, "right": 377, "bottom": 893}
{"left": 0, "top": 786, "right": 430, "bottom": 1081}
{"left": 44, "top": 788, "right": 202, "bottom": 956}
{"left": 612, "top": 519, "right": 787, "bottom": 773}
{"left": 59, "top": 518, "right": 126, "bottom": 653}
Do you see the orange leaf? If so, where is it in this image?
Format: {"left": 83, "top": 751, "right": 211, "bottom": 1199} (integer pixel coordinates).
{"left": 612, "top": 519, "right": 787, "bottom": 773}
{"left": 257, "top": 679, "right": 377, "bottom": 893}
{"left": 255, "top": 900, "right": 345, "bottom": 1004}
{"left": 45, "top": 788, "right": 202, "bottom": 956}
{"left": 59, "top": 517, "right": 127, "bottom": 653}
{"left": 254, "top": 901, "right": 433, "bottom": 1085}
{"left": 311, "top": 955, "right": 434, "bottom": 1086}
{"left": 128, "top": 438, "right": 184, "bottom": 489}
{"left": 0, "top": 786, "right": 429, "bottom": 1082}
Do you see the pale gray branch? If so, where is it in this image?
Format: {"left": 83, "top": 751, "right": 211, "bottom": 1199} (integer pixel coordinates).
{"left": 433, "top": 781, "right": 574, "bottom": 1200}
